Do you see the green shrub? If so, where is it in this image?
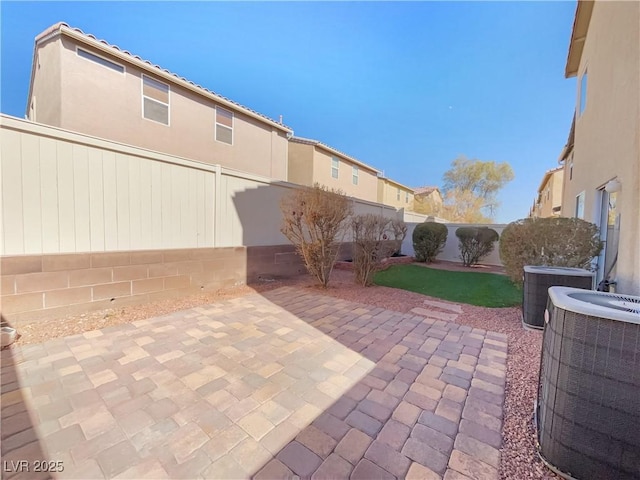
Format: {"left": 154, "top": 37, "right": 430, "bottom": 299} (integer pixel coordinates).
{"left": 412, "top": 222, "right": 448, "bottom": 263}
{"left": 455, "top": 227, "right": 499, "bottom": 267}
{"left": 499, "top": 217, "right": 603, "bottom": 285}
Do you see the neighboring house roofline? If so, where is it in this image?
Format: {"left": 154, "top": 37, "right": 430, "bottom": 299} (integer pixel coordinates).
{"left": 378, "top": 176, "right": 414, "bottom": 193}
{"left": 25, "top": 22, "right": 293, "bottom": 134}
{"left": 413, "top": 186, "right": 441, "bottom": 196}
{"left": 565, "top": 1, "right": 595, "bottom": 78}
{"left": 537, "top": 166, "right": 564, "bottom": 194}
{"left": 290, "top": 136, "right": 380, "bottom": 174}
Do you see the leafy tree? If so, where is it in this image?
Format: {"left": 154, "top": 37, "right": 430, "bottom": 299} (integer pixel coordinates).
{"left": 442, "top": 156, "right": 514, "bottom": 218}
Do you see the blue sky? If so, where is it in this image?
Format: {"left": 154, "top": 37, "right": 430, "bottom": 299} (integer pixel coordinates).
{"left": 0, "top": 1, "right": 577, "bottom": 223}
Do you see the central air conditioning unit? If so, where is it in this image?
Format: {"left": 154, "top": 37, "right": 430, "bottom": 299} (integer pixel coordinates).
{"left": 536, "top": 286, "right": 640, "bottom": 480}
{"left": 522, "top": 266, "right": 594, "bottom": 329}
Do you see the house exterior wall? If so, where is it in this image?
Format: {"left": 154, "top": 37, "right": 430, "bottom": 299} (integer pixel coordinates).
{"left": 377, "top": 178, "right": 414, "bottom": 209}
{"left": 312, "top": 147, "right": 378, "bottom": 202}
{"left": 29, "top": 34, "right": 289, "bottom": 180}
{"left": 286, "top": 141, "right": 314, "bottom": 187}
{"left": 561, "top": 1, "right": 640, "bottom": 294}
{"left": 28, "top": 37, "right": 62, "bottom": 125}
{"left": 536, "top": 169, "right": 564, "bottom": 218}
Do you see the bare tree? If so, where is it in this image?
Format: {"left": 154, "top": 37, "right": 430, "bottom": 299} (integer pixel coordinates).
{"left": 280, "top": 184, "right": 352, "bottom": 288}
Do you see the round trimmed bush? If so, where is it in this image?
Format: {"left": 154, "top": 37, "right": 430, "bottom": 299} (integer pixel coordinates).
{"left": 455, "top": 226, "right": 499, "bottom": 267}
{"left": 413, "top": 222, "right": 448, "bottom": 263}
{"left": 499, "top": 217, "right": 603, "bottom": 285}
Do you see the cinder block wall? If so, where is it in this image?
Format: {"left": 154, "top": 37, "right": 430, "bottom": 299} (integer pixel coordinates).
{"left": 1, "top": 247, "right": 247, "bottom": 326}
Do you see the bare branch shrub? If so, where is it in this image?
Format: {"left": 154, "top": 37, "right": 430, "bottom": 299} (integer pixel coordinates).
{"left": 499, "top": 217, "right": 603, "bottom": 285}
{"left": 455, "top": 226, "right": 499, "bottom": 267}
{"left": 280, "top": 184, "right": 352, "bottom": 288}
{"left": 352, "top": 215, "right": 406, "bottom": 286}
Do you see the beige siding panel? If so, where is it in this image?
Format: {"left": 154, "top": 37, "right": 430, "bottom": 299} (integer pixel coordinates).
{"left": 115, "top": 153, "right": 130, "bottom": 250}
{"left": 186, "top": 169, "right": 198, "bottom": 247}
{"left": 160, "top": 163, "right": 172, "bottom": 249}
{"left": 87, "top": 148, "right": 105, "bottom": 251}
{"left": 102, "top": 151, "right": 118, "bottom": 251}
{"left": 39, "top": 137, "right": 60, "bottom": 252}
{"left": 72, "top": 145, "right": 91, "bottom": 252}
{"left": 1, "top": 129, "right": 24, "bottom": 254}
{"left": 56, "top": 141, "right": 76, "bottom": 252}
{"left": 170, "top": 164, "right": 183, "bottom": 247}
{"left": 21, "top": 133, "right": 43, "bottom": 253}
{"left": 138, "top": 160, "right": 153, "bottom": 249}
{"left": 204, "top": 173, "right": 214, "bottom": 246}
{"left": 150, "top": 162, "right": 162, "bottom": 249}
{"left": 128, "top": 157, "right": 142, "bottom": 250}
{"left": 196, "top": 171, "right": 206, "bottom": 247}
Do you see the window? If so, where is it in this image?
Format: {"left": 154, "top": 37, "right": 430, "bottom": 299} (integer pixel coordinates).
{"left": 396, "top": 188, "right": 401, "bottom": 201}
{"left": 569, "top": 157, "right": 574, "bottom": 181}
{"left": 215, "top": 107, "right": 233, "bottom": 144}
{"left": 77, "top": 48, "right": 124, "bottom": 73}
{"left": 405, "top": 192, "right": 409, "bottom": 203}
{"left": 142, "top": 75, "right": 169, "bottom": 125}
{"left": 575, "top": 191, "right": 585, "bottom": 219}
{"left": 352, "top": 165, "right": 359, "bottom": 185}
{"left": 579, "top": 70, "right": 588, "bottom": 116}
{"left": 331, "top": 157, "right": 339, "bottom": 179}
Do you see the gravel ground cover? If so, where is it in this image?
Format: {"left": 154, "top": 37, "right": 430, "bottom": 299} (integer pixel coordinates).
{"left": 10, "top": 268, "right": 556, "bottom": 479}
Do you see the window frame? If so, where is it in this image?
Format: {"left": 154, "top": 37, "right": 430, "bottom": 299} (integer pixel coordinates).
{"left": 396, "top": 187, "right": 401, "bottom": 201}
{"left": 331, "top": 157, "right": 339, "bottom": 179}
{"left": 405, "top": 191, "right": 409, "bottom": 204}
{"left": 215, "top": 106, "right": 234, "bottom": 145}
{"left": 141, "top": 74, "right": 170, "bottom": 126}
{"left": 575, "top": 191, "right": 585, "bottom": 219}
{"left": 76, "top": 47, "right": 125, "bottom": 74}
{"left": 579, "top": 69, "right": 588, "bottom": 117}
{"left": 352, "top": 165, "right": 359, "bottom": 185}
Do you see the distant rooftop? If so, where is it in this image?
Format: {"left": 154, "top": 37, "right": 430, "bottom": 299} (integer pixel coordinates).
{"left": 290, "top": 136, "right": 380, "bottom": 173}
{"left": 414, "top": 186, "right": 441, "bottom": 196}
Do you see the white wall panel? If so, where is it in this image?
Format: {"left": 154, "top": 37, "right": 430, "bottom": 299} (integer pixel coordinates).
{"left": 40, "top": 137, "right": 60, "bottom": 252}
{"left": 56, "top": 141, "right": 76, "bottom": 252}
{"left": 21, "top": 133, "right": 42, "bottom": 253}
{"left": 72, "top": 145, "right": 91, "bottom": 252}
{"left": 1, "top": 129, "right": 24, "bottom": 253}
{"left": 88, "top": 148, "right": 105, "bottom": 251}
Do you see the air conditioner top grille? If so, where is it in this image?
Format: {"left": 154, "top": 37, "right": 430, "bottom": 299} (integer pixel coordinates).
{"left": 548, "top": 286, "right": 640, "bottom": 324}
{"left": 524, "top": 265, "right": 593, "bottom": 276}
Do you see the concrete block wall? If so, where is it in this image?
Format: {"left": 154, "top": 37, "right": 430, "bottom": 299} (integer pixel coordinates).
{"left": 0, "top": 247, "right": 246, "bottom": 326}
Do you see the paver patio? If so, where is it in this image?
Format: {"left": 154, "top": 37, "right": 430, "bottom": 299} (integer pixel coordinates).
{"left": 1, "top": 286, "right": 507, "bottom": 479}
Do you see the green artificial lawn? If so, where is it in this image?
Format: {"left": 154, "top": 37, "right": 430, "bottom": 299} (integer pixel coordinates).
{"left": 374, "top": 264, "right": 522, "bottom": 308}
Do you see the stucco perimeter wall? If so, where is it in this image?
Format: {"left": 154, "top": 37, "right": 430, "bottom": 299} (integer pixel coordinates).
{"left": 402, "top": 223, "right": 507, "bottom": 266}
{"left": 0, "top": 115, "right": 403, "bottom": 322}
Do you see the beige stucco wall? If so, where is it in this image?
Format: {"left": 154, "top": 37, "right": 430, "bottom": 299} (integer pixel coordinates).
{"left": 561, "top": 1, "right": 640, "bottom": 294}
{"left": 29, "top": 37, "right": 62, "bottom": 125}
{"left": 537, "top": 169, "right": 564, "bottom": 218}
{"left": 287, "top": 142, "right": 314, "bottom": 186}
{"left": 312, "top": 147, "right": 378, "bottom": 202}
{"left": 30, "top": 37, "right": 289, "bottom": 181}
{"left": 377, "top": 178, "right": 414, "bottom": 209}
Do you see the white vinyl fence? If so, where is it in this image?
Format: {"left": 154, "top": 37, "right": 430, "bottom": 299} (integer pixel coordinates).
{"left": 0, "top": 115, "right": 401, "bottom": 256}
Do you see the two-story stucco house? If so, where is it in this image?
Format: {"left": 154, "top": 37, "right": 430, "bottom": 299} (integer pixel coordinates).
{"left": 287, "top": 137, "right": 380, "bottom": 203}
{"left": 26, "top": 23, "right": 293, "bottom": 180}
{"left": 531, "top": 166, "right": 564, "bottom": 218}
{"left": 377, "top": 177, "right": 414, "bottom": 209}
{"left": 559, "top": 1, "right": 639, "bottom": 294}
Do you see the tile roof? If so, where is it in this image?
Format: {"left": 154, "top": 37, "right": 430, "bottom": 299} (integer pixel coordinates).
{"left": 32, "top": 22, "right": 292, "bottom": 133}
{"left": 414, "top": 186, "right": 441, "bottom": 196}
{"left": 290, "top": 136, "right": 381, "bottom": 173}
